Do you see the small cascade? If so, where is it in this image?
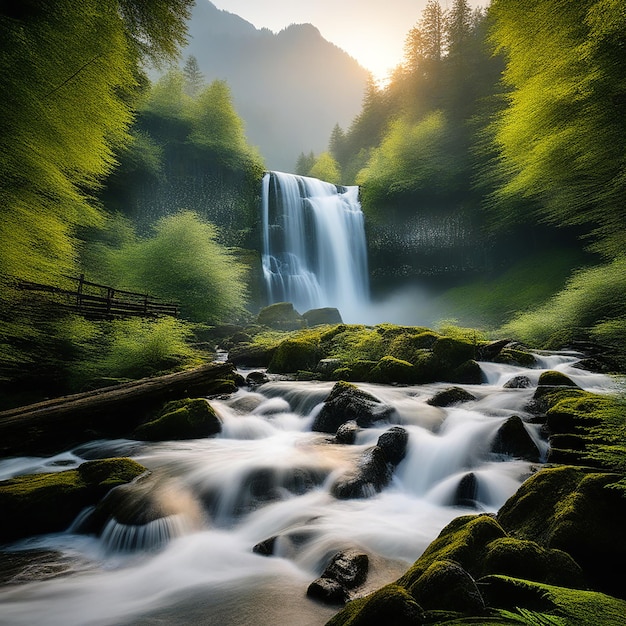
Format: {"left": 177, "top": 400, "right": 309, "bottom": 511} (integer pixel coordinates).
{"left": 0, "top": 355, "right": 619, "bottom": 626}
{"left": 261, "top": 171, "right": 370, "bottom": 322}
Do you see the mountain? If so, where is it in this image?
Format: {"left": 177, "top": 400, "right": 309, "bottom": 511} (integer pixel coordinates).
{"left": 180, "top": 1, "right": 369, "bottom": 171}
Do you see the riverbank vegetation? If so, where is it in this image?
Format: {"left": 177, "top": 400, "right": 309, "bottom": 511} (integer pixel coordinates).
{"left": 0, "top": 2, "right": 263, "bottom": 405}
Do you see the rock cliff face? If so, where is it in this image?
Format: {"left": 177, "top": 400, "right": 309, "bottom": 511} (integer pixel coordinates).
{"left": 180, "top": 1, "right": 369, "bottom": 171}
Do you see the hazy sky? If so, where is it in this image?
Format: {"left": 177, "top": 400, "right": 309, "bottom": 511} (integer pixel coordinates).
{"left": 210, "top": 0, "right": 488, "bottom": 83}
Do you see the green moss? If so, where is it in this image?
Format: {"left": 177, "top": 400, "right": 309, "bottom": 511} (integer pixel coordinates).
{"left": 368, "top": 356, "right": 417, "bottom": 384}
{"left": 132, "top": 397, "right": 221, "bottom": 441}
{"left": 398, "top": 514, "right": 507, "bottom": 590}
{"left": 0, "top": 458, "right": 146, "bottom": 542}
{"left": 480, "top": 537, "right": 584, "bottom": 588}
{"left": 432, "top": 337, "right": 476, "bottom": 367}
{"left": 267, "top": 337, "right": 320, "bottom": 373}
{"left": 256, "top": 302, "right": 306, "bottom": 330}
{"left": 481, "top": 576, "right": 626, "bottom": 625}
{"left": 326, "top": 584, "right": 424, "bottom": 626}
{"left": 538, "top": 370, "right": 578, "bottom": 387}
{"left": 495, "top": 348, "right": 537, "bottom": 368}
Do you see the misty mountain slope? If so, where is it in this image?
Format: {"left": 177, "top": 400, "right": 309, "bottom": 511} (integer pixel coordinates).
{"left": 182, "top": 1, "right": 369, "bottom": 171}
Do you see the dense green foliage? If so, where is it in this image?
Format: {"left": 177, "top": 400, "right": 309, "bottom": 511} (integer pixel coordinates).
{"left": 0, "top": 3, "right": 268, "bottom": 398}
{"left": 84, "top": 211, "right": 249, "bottom": 324}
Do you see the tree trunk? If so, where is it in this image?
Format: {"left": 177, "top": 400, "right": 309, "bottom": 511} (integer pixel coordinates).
{"left": 0, "top": 362, "right": 240, "bottom": 457}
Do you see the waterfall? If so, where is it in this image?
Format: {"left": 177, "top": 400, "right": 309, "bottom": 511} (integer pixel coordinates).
{"left": 261, "top": 171, "right": 370, "bottom": 322}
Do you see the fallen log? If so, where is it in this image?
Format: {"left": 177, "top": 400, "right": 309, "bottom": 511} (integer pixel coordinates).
{"left": 0, "top": 362, "right": 240, "bottom": 457}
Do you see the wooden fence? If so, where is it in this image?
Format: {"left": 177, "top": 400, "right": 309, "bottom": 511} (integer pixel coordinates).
{"left": 16, "top": 274, "right": 179, "bottom": 320}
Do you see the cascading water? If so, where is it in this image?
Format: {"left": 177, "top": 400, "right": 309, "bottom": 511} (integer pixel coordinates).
{"left": 261, "top": 171, "right": 370, "bottom": 322}
{"left": 0, "top": 355, "right": 618, "bottom": 625}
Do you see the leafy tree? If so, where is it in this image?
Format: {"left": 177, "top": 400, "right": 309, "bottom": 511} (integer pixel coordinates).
{"left": 357, "top": 111, "right": 461, "bottom": 219}
{"left": 96, "top": 211, "right": 250, "bottom": 324}
{"left": 308, "top": 152, "right": 341, "bottom": 184}
{"left": 0, "top": 0, "right": 192, "bottom": 384}
{"left": 487, "top": 0, "right": 626, "bottom": 257}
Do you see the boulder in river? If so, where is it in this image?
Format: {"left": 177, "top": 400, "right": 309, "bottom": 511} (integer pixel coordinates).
{"left": 307, "top": 548, "right": 369, "bottom": 605}
{"left": 331, "top": 426, "right": 409, "bottom": 499}
{"left": 257, "top": 302, "right": 306, "bottom": 331}
{"left": 303, "top": 307, "right": 343, "bottom": 326}
{"left": 490, "top": 415, "right": 541, "bottom": 462}
{"left": 427, "top": 386, "right": 477, "bottom": 408}
{"left": 0, "top": 458, "right": 147, "bottom": 543}
{"left": 312, "top": 381, "right": 394, "bottom": 433}
{"left": 131, "top": 398, "right": 221, "bottom": 441}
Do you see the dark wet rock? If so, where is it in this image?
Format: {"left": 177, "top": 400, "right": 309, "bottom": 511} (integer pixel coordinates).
{"left": 334, "top": 420, "right": 359, "bottom": 445}
{"left": 246, "top": 371, "right": 269, "bottom": 387}
{"left": 0, "top": 458, "right": 147, "bottom": 543}
{"left": 0, "top": 549, "right": 92, "bottom": 585}
{"left": 503, "top": 375, "right": 533, "bottom": 389}
{"left": 528, "top": 371, "right": 582, "bottom": 415}
{"left": 312, "top": 381, "right": 394, "bottom": 433}
{"left": 490, "top": 416, "right": 541, "bottom": 462}
{"left": 331, "top": 446, "right": 392, "bottom": 499}
{"left": 303, "top": 307, "right": 343, "bottom": 327}
{"left": 450, "top": 359, "right": 483, "bottom": 384}
{"left": 477, "top": 339, "right": 510, "bottom": 361}
{"left": 427, "top": 387, "right": 476, "bottom": 408}
{"left": 253, "top": 536, "right": 277, "bottom": 556}
{"left": 257, "top": 302, "right": 306, "bottom": 331}
{"left": 409, "top": 559, "right": 485, "bottom": 614}
{"left": 132, "top": 398, "right": 221, "bottom": 441}
{"left": 307, "top": 576, "right": 349, "bottom": 604}
{"left": 307, "top": 549, "right": 369, "bottom": 605}
{"left": 454, "top": 472, "right": 479, "bottom": 507}
{"left": 324, "top": 549, "right": 369, "bottom": 589}
{"left": 84, "top": 473, "right": 203, "bottom": 536}
{"left": 377, "top": 426, "right": 409, "bottom": 466}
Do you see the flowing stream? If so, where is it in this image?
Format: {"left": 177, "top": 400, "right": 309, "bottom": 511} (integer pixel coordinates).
{"left": 261, "top": 172, "right": 370, "bottom": 322}
{"left": 0, "top": 354, "right": 617, "bottom": 626}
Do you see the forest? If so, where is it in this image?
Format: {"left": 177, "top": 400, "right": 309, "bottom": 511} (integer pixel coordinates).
{"left": 2, "top": 0, "right": 625, "bottom": 403}
{"left": 1, "top": 1, "right": 626, "bottom": 625}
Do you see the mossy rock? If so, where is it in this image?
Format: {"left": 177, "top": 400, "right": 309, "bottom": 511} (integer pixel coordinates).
{"left": 267, "top": 337, "right": 320, "bottom": 373}
{"left": 326, "top": 583, "right": 424, "bottom": 626}
{"left": 409, "top": 558, "right": 485, "bottom": 614}
{"left": 432, "top": 337, "right": 476, "bottom": 368}
{"left": 227, "top": 341, "right": 277, "bottom": 368}
{"left": 398, "top": 514, "right": 507, "bottom": 590}
{"left": 494, "top": 348, "right": 537, "bottom": 368}
{"left": 427, "top": 387, "right": 477, "bottom": 407}
{"left": 387, "top": 332, "right": 439, "bottom": 363}
{"left": 312, "top": 381, "right": 394, "bottom": 433}
{"left": 0, "top": 458, "right": 146, "bottom": 543}
{"left": 480, "top": 537, "right": 585, "bottom": 588}
{"left": 497, "top": 466, "right": 626, "bottom": 598}
{"left": 257, "top": 302, "right": 306, "bottom": 330}
{"left": 480, "top": 575, "right": 626, "bottom": 623}
{"left": 132, "top": 398, "right": 221, "bottom": 441}
{"left": 450, "top": 359, "right": 483, "bottom": 384}
{"left": 368, "top": 356, "right": 417, "bottom": 384}
{"left": 537, "top": 370, "right": 579, "bottom": 388}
